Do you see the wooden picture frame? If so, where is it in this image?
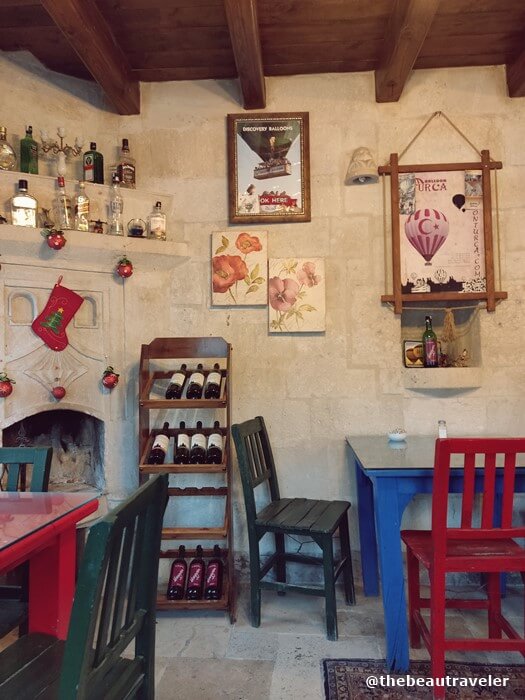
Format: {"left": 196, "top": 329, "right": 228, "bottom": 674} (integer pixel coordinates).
{"left": 227, "top": 112, "right": 311, "bottom": 224}
{"left": 379, "top": 151, "right": 507, "bottom": 314}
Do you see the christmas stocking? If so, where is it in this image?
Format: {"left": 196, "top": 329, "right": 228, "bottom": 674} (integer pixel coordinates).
{"left": 31, "top": 276, "right": 84, "bottom": 351}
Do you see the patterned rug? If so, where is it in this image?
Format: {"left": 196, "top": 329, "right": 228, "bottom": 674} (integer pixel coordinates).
{"left": 322, "top": 659, "right": 525, "bottom": 699}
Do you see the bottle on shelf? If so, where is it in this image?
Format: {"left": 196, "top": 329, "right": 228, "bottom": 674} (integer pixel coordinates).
{"left": 166, "top": 545, "right": 187, "bottom": 600}
{"left": 0, "top": 126, "right": 16, "bottom": 171}
{"left": 422, "top": 315, "right": 439, "bottom": 368}
{"left": 186, "top": 545, "right": 205, "bottom": 600}
{"left": 116, "top": 138, "right": 136, "bottom": 189}
{"left": 53, "top": 176, "right": 73, "bottom": 230}
{"left": 83, "top": 142, "right": 104, "bottom": 184}
{"left": 174, "top": 421, "right": 190, "bottom": 464}
{"left": 206, "top": 421, "right": 223, "bottom": 465}
{"left": 147, "top": 201, "right": 166, "bottom": 240}
{"left": 20, "top": 125, "right": 38, "bottom": 174}
{"left": 204, "top": 545, "right": 223, "bottom": 600}
{"left": 189, "top": 421, "right": 206, "bottom": 464}
{"left": 204, "top": 363, "right": 222, "bottom": 400}
{"left": 165, "top": 363, "right": 188, "bottom": 399}
{"left": 186, "top": 363, "right": 205, "bottom": 400}
{"left": 108, "top": 174, "right": 124, "bottom": 235}
{"left": 11, "top": 179, "right": 37, "bottom": 227}
{"left": 74, "top": 181, "right": 90, "bottom": 231}
{"left": 147, "top": 421, "right": 170, "bottom": 465}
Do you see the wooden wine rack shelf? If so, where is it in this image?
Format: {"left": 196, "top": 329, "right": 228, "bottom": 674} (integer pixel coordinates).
{"left": 139, "top": 337, "right": 235, "bottom": 623}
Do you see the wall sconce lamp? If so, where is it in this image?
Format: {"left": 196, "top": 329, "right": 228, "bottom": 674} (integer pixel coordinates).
{"left": 345, "top": 147, "right": 379, "bottom": 185}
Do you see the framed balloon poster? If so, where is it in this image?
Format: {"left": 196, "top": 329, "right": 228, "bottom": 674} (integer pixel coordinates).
{"left": 379, "top": 151, "right": 507, "bottom": 313}
{"left": 227, "top": 112, "right": 311, "bottom": 224}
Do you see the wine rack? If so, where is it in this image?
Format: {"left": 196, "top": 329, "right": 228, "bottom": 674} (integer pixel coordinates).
{"left": 138, "top": 337, "right": 235, "bottom": 620}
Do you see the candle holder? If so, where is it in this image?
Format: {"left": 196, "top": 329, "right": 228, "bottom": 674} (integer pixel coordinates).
{"left": 40, "top": 127, "right": 84, "bottom": 177}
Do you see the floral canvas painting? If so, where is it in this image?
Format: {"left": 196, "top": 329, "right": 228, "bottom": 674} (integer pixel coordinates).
{"left": 268, "top": 258, "right": 325, "bottom": 332}
{"left": 211, "top": 231, "right": 268, "bottom": 306}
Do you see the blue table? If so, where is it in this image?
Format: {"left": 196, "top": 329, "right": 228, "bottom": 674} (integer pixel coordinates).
{"left": 346, "top": 435, "right": 525, "bottom": 673}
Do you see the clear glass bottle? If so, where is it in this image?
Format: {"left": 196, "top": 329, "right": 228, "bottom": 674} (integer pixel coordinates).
{"left": 53, "top": 176, "right": 72, "bottom": 230}
{"left": 147, "top": 201, "right": 166, "bottom": 240}
{"left": 0, "top": 126, "right": 17, "bottom": 171}
{"left": 20, "top": 125, "right": 38, "bottom": 174}
{"left": 11, "top": 179, "right": 37, "bottom": 227}
{"left": 108, "top": 174, "right": 124, "bottom": 235}
{"left": 83, "top": 142, "right": 104, "bottom": 184}
{"left": 438, "top": 420, "right": 448, "bottom": 438}
{"left": 116, "top": 138, "right": 136, "bottom": 189}
{"left": 74, "top": 181, "right": 90, "bottom": 231}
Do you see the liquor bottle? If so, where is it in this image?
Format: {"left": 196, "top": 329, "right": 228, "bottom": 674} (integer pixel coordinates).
{"left": 108, "top": 174, "right": 124, "bottom": 235}
{"left": 186, "top": 545, "right": 205, "bottom": 600}
{"left": 166, "top": 545, "right": 187, "bottom": 600}
{"left": 20, "top": 126, "right": 38, "bottom": 174}
{"left": 11, "top": 179, "right": 37, "bottom": 227}
{"left": 0, "top": 126, "right": 16, "bottom": 171}
{"left": 204, "top": 545, "right": 223, "bottom": 600}
{"left": 165, "top": 363, "right": 188, "bottom": 399}
{"left": 116, "top": 138, "right": 136, "bottom": 189}
{"left": 204, "top": 363, "right": 222, "bottom": 400}
{"left": 74, "top": 181, "right": 90, "bottom": 231}
{"left": 147, "top": 201, "right": 166, "bottom": 240}
{"left": 83, "top": 142, "right": 104, "bottom": 184}
{"left": 147, "top": 422, "right": 170, "bottom": 465}
{"left": 189, "top": 421, "right": 206, "bottom": 464}
{"left": 186, "top": 363, "right": 205, "bottom": 400}
{"left": 206, "top": 421, "right": 223, "bottom": 465}
{"left": 174, "top": 421, "right": 190, "bottom": 464}
{"left": 53, "top": 177, "right": 73, "bottom": 230}
{"left": 422, "top": 315, "right": 439, "bottom": 368}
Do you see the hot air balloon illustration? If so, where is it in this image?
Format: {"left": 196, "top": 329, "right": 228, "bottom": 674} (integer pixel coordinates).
{"left": 404, "top": 208, "right": 449, "bottom": 265}
{"left": 239, "top": 120, "right": 301, "bottom": 180}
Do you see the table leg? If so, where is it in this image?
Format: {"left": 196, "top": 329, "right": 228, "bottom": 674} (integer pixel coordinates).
{"left": 372, "top": 478, "right": 413, "bottom": 672}
{"left": 355, "top": 460, "right": 379, "bottom": 596}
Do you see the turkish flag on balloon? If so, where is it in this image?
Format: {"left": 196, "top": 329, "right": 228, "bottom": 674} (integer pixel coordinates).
{"left": 404, "top": 208, "right": 449, "bottom": 265}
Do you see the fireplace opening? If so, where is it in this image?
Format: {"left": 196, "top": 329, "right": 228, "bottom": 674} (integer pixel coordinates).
{"left": 2, "top": 410, "right": 105, "bottom": 491}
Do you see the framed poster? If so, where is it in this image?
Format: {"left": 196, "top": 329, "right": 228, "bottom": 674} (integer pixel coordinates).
{"left": 227, "top": 112, "right": 311, "bottom": 224}
{"left": 211, "top": 230, "right": 267, "bottom": 306}
{"left": 268, "top": 258, "right": 325, "bottom": 333}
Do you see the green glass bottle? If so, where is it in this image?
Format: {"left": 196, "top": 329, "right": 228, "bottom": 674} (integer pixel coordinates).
{"left": 422, "top": 315, "right": 439, "bottom": 367}
{"left": 83, "top": 142, "right": 104, "bottom": 184}
{"left": 20, "top": 125, "right": 38, "bottom": 174}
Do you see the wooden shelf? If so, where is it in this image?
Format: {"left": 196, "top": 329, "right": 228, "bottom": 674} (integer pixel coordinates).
{"left": 140, "top": 463, "right": 226, "bottom": 474}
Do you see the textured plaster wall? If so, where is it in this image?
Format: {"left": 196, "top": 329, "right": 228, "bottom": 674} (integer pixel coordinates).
{"left": 1, "top": 53, "right": 525, "bottom": 555}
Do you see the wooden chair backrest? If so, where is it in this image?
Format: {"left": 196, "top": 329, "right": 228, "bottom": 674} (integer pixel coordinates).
{"left": 432, "top": 437, "right": 525, "bottom": 556}
{"left": 0, "top": 447, "right": 52, "bottom": 492}
{"left": 58, "top": 474, "right": 168, "bottom": 700}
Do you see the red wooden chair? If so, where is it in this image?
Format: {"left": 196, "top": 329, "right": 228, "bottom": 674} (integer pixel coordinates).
{"left": 401, "top": 437, "right": 525, "bottom": 699}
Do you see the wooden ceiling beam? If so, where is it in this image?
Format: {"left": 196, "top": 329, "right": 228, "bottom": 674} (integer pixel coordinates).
{"left": 375, "top": 0, "right": 440, "bottom": 103}
{"left": 506, "top": 47, "right": 525, "bottom": 97}
{"left": 40, "top": 0, "right": 140, "bottom": 115}
{"left": 224, "top": 0, "right": 266, "bottom": 110}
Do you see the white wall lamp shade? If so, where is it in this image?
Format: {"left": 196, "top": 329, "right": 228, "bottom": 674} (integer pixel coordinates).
{"left": 345, "top": 147, "right": 379, "bottom": 185}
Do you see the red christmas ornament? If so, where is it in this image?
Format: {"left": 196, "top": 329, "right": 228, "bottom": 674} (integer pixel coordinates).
{"left": 0, "top": 373, "right": 15, "bottom": 398}
{"left": 42, "top": 228, "right": 66, "bottom": 250}
{"left": 51, "top": 386, "right": 66, "bottom": 400}
{"left": 116, "top": 257, "right": 133, "bottom": 278}
{"left": 102, "top": 366, "right": 119, "bottom": 389}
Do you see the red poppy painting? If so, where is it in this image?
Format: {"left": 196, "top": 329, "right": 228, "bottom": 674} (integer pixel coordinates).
{"left": 211, "top": 231, "right": 267, "bottom": 306}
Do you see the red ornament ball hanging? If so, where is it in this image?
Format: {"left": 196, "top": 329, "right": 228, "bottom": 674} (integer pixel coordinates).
{"left": 116, "top": 257, "right": 133, "bottom": 278}
{"left": 102, "top": 366, "right": 120, "bottom": 389}
{"left": 51, "top": 386, "right": 66, "bottom": 400}
{"left": 42, "top": 228, "right": 67, "bottom": 250}
{"left": 0, "top": 373, "right": 15, "bottom": 398}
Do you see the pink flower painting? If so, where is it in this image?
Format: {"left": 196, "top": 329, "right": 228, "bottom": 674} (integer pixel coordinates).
{"left": 268, "top": 258, "right": 326, "bottom": 333}
{"left": 211, "top": 231, "right": 267, "bottom": 306}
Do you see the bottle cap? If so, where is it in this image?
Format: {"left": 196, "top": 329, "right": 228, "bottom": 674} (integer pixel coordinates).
{"left": 57, "top": 176, "right": 65, "bottom": 187}
{"left": 18, "top": 179, "right": 28, "bottom": 190}
{"left": 112, "top": 174, "right": 120, "bottom": 184}
{"left": 90, "top": 142, "right": 97, "bottom": 150}
{"left": 155, "top": 201, "right": 162, "bottom": 208}
{"left": 122, "top": 138, "right": 129, "bottom": 150}
{"left": 26, "top": 126, "right": 33, "bottom": 135}
{"left": 0, "top": 126, "right": 6, "bottom": 136}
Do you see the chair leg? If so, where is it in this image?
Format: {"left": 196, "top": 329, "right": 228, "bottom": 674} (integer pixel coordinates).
{"left": 249, "top": 535, "right": 261, "bottom": 628}
{"left": 430, "top": 570, "right": 446, "bottom": 700}
{"left": 406, "top": 548, "right": 421, "bottom": 649}
{"left": 338, "top": 514, "right": 355, "bottom": 605}
{"left": 274, "top": 532, "right": 286, "bottom": 596}
{"left": 321, "top": 534, "right": 338, "bottom": 641}
{"left": 486, "top": 572, "right": 502, "bottom": 639}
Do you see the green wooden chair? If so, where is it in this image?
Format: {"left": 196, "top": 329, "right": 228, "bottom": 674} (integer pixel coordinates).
{"left": 0, "top": 446, "right": 53, "bottom": 638}
{"left": 0, "top": 473, "right": 168, "bottom": 699}
{"left": 232, "top": 416, "right": 355, "bottom": 641}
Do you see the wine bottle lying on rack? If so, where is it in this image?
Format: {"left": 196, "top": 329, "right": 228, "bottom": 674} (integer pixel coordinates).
{"left": 186, "top": 363, "right": 205, "bottom": 399}
{"left": 206, "top": 421, "right": 223, "bottom": 464}
{"left": 204, "top": 545, "right": 223, "bottom": 600}
{"left": 204, "top": 363, "right": 221, "bottom": 399}
{"left": 189, "top": 421, "right": 206, "bottom": 464}
{"left": 166, "top": 545, "right": 187, "bottom": 600}
{"left": 147, "top": 422, "right": 170, "bottom": 464}
{"left": 186, "top": 545, "right": 205, "bottom": 600}
{"left": 165, "top": 363, "right": 187, "bottom": 399}
{"left": 174, "top": 420, "right": 190, "bottom": 464}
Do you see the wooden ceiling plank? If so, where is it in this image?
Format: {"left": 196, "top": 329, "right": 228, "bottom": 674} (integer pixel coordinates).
{"left": 40, "top": 0, "right": 140, "bottom": 115}
{"left": 375, "top": 0, "right": 441, "bottom": 103}
{"left": 224, "top": 0, "right": 265, "bottom": 109}
{"left": 506, "top": 46, "right": 525, "bottom": 97}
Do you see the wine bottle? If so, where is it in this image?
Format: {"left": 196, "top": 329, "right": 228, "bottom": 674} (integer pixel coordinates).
{"left": 165, "top": 363, "right": 187, "bottom": 399}
{"left": 117, "top": 138, "right": 136, "bottom": 189}
{"left": 166, "top": 545, "right": 187, "bottom": 600}
{"left": 186, "top": 545, "right": 205, "bottom": 600}
{"left": 422, "top": 315, "right": 439, "bottom": 368}
{"left": 174, "top": 421, "right": 190, "bottom": 464}
{"left": 206, "top": 421, "right": 223, "bottom": 465}
{"left": 20, "top": 126, "right": 38, "bottom": 174}
{"left": 147, "top": 422, "right": 170, "bottom": 464}
{"left": 186, "top": 363, "right": 205, "bottom": 399}
{"left": 189, "top": 421, "right": 206, "bottom": 464}
{"left": 204, "top": 363, "right": 222, "bottom": 399}
{"left": 204, "top": 545, "right": 223, "bottom": 600}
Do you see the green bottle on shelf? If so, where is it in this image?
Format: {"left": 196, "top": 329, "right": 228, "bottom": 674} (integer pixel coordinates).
{"left": 422, "top": 315, "right": 439, "bottom": 367}
{"left": 20, "top": 125, "right": 38, "bottom": 174}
